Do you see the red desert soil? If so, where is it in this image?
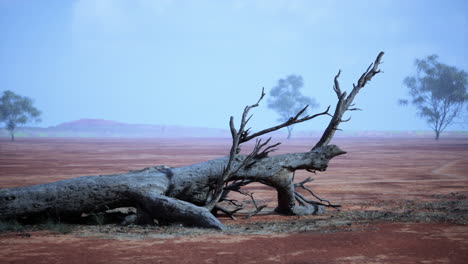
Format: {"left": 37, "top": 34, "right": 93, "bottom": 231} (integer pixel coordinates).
{"left": 1, "top": 137, "right": 468, "bottom": 263}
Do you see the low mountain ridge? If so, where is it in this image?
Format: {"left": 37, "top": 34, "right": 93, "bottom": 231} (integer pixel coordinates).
{"left": 55, "top": 119, "right": 127, "bottom": 128}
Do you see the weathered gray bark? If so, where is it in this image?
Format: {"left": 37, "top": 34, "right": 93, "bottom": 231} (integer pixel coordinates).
{"left": 0, "top": 52, "right": 384, "bottom": 229}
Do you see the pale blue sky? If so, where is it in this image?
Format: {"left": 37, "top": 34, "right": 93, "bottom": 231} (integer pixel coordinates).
{"left": 1, "top": 0, "right": 467, "bottom": 131}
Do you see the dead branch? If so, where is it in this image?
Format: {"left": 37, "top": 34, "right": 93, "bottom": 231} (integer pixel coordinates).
{"left": 214, "top": 205, "right": 243, "bottom": 220}
{"left": 237, "top": 188, "right": 267, "bottom": 219}
{"left": 313, "top": 52, "right": 384, "bottom": 150}
{"left": 205, "top": 89, "right": 279, "bottom": 210}
{"left": 245, "top": 205, "right": 267, "bottom": 219}
{"left": 224, "top": 179, "right": 255, "bottom": 191}
{"left": 240, "top": 106, "right": 331, "bottom": 143}
{"left": 220, "top": 178, "right": 268, "bottom": 219}
{"left": 294, "top": 177, "right": 314, "bottom": 187}
{"left": 207, "top": 52, "right": 384, "bottom": 213}
{"left": 294, "top": 179, "right": 341, "bottom": 209}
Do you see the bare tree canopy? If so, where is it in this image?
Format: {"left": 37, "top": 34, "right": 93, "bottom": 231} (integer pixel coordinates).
{"left": 399, "top": 55, "right": 468, "bottom": 140}
{"left": 0, "top": 90, "right": 41, "bottom": 142}
{"left": 0, "top": 52, "right": 384, "bottom": 229}
{"left": 268, "top": 75, "right": 318, "bottom": 139}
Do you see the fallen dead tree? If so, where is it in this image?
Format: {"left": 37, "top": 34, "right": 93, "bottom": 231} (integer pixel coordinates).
{"left": 0, "top": 52, "right": 384, "bottom": 229}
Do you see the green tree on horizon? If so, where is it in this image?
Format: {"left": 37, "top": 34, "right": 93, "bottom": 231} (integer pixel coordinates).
{"left": 268, "top": 75, "right": 318, "bottom": 139}
{"left": 399, "top": 55, "right": 467, "bottom": 140}
{"left": 0, "top": 90, "right": 41, "bottom": 141}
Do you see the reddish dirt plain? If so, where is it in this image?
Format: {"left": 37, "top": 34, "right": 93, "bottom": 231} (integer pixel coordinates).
{"left": 1, "top": 137, "right": 467, "bottom": 263}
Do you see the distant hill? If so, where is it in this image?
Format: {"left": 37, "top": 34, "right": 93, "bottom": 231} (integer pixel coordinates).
{"left": 0, "top": 119, "right": 230, "bottom": 138}
{"left": 56, "top": 119, "right": 126, "bottom": 128}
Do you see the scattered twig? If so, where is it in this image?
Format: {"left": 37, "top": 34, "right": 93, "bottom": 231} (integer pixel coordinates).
{"left": 294, "top": 177, "right": 341, "bottom": 210}
{"left": 245, "top": 205, "right": 267, "bottom": 219}
{"left": 214, "top": 205, "right": 243, "bottom": 220}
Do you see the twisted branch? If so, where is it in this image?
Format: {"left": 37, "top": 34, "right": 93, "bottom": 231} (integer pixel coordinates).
{"left": 313, "top": 51, "right": 384, "bottom": 150}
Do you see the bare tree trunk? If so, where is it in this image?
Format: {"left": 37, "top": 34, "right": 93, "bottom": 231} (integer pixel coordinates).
{"left": 0, "top": 52, "right": 384, "bottom": 229}
{"left": 10, "top": 131, "right": 14, "bottom": 142}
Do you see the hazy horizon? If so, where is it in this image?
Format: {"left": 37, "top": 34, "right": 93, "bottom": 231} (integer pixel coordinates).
{"left": 21, "top": 117, "right": 468, "bottom": 132}
{"left": 4, "top": 117, "right": 468, "bottom": 134}
{"left": 1, "top": 0, "right": 467, "bottom": 132}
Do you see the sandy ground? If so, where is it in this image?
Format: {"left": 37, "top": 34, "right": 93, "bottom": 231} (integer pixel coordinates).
{"left": 0, "top": 137, "right": 467, "bottom": 263}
